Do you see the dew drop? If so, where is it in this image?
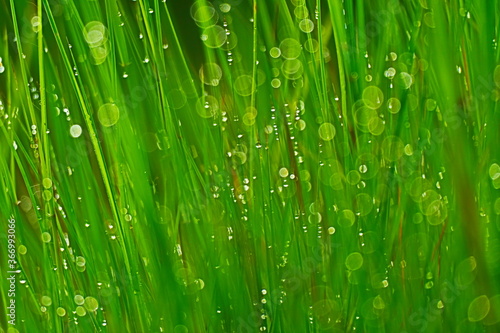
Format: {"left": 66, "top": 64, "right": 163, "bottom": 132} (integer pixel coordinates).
{"left": 84, "top": 296, "right": 99, "bottom": 312}
{"left": 97, "top": 103, "right": 120, "bottom": 127}
{"left": 468, "top": 295, "right": 490, "bottom": 322}
{"left": 318, "top": 122, "right": 336, "bottom": 141}
{"left": 345, "top": 252, "right": 364, "bottom": 271}
{"left": 70, "top": 124, "right": 82, "bottom": 138}
{"left": 41, "top": 232, "right": 51, "bottom": 243}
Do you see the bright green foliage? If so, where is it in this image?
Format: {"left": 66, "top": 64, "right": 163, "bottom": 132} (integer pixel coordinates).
{"left": 1, "top": 0, "right": 500, "bottom": 332}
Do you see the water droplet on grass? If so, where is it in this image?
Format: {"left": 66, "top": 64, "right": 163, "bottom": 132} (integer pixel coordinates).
{"left": 296, "top": 119, "right": 306, "bottom": 131}
{"left": 489, "top": 163, "right": 500, "bottom": 180}
{"left": 42, "top": 178, "right": 53, "bottom": 189}
{"left": 41, "top": 232, "right": 51, "bottom": 243}
{"left": 362, "top": 86, "right": 384, "bottom": 109}
{"left": 329, "top": 173, "right": 344, "bottom": 190}
{"left": 76, "top": 306, "right": 87, "bottom": 316}
{"left": 387, "top": 97, "right": 401, "bottom": 114}
{"left": 426, "top": 200, "right": 447, "bottom": 225}
{"left": 419, "top": 190, "right": 441, "bottom": 216}
{"left": 56, "top": 307, "right": 66, "bottom": 316}
{"left": 280, "top": 38, "right": 302, "bottom": 59}
{"left": 304, "top": 39, "right": 319, "bottom": 53}
{"left": 279, "top": 167, "right": 289, "bottom": 178}
{"left": 202, "top": 25, "right": 227, "bottom": 48}
{"left": 269, "top": 47, "right": 281, "bottom": 58}
{"left": 200, "top": 63, "right": 222, "bottom": 86}
{"left": 76, "top": 256, "right": 86, "bottom": 267}
{"left": 41, "top": 296, "right": 52, "bottom": 306}
{"left": 232, "top": 151, "right": 247, "bottom": 165}
{"left": 31, "top": 16, "right": 41, "bottom": 32}
{"left": 299, "top": 19, "right": 314, "bottom": 33}
{"left": 354, "top": 105, "right": 378, "bottom": 132}
{"left": 308, "top": 213, "right": 322, "bottom": 223}
{"left": 318, "top": 122, "right": 335, "bottom": 141}
{"left": 42, "top": 190, "right": 53, "bottom": 201}
{"left": 92, "top": 48, "right": 110, "bottom": 66}
{"left": 282, "top": 59, "right": 303, "bottom": 79}
{"left": 84, "top": 296, "right": 99, "bottom": 311}
{"left": 346, "top": 170, "right": 361, "bottom": 185}
{"left": 234, "top": 75, "right": 255, "bottom": 96}
{"left": 294, "top": 6, "right": 308, "bottom": 19}
{"left": 468, "top": 295, "right": 490, "bottom": 322}
{"left": 220, "top": 3, "right": 231, "bottom": 13}
{"left": 368, "top": 117, "right": 385, "bottom": 135}
{"left": 70, "top": 124, "right": 82, "bottom": 138}
{"left": 243, "top": 111, "right": 257, "bottom": 126}
{"left": 74, "top": 294, "right": 84, "bottom": 305}
{"left": 84, "top": 22, "right": 107, "bottom": 48}
{"left": 345, "top": 252, "right": 363, "bottom": 270}
{"left": 338, "top": 209, "right": 355, "bottom": 227}
{"left": 355, "top": 193, "right": 373, "bottom": 216}
{"left": 457, "top": 256, "right": 477, "bottom": 287}
{"left": 18, "top": 245, "right": 27, "bottom": 255}
{"left": 97, "top": 103, "right": 120, "bottom": 127}
{"left": 191, "top": 4, "right": 218, "bottom": 27}
{"left": 384, "top": 67, "right": 396, "bottom": 79}
{"left": 425, "top": 99, "right": 437, "bottom": 111}
{"left": 396, "top": 72, "right": 413, "bottom": 89}
{"left": 356, "top": 153, "right": 379, "bottom": 179}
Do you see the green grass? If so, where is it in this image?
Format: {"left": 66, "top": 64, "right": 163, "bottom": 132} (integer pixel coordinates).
{"left": 1, "top": 0, "right": 500, "bottom": 332}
